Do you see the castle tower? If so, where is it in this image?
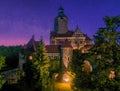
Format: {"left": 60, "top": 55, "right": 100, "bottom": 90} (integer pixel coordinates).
{"left": 54, "top": 6, "right": 68, "bottom": 34}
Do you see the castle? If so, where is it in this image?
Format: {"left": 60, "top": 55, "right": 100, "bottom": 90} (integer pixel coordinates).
{"left": 24, "top": 6, "right": 93, "bottom": 70}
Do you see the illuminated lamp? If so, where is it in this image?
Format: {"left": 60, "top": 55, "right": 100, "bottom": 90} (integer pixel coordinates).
{"left": 29, "top": 55, "right": 33, "bottom": 60}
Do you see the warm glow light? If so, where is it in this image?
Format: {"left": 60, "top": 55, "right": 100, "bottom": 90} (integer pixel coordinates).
{"left": 29, "top": 56, "right": 33, "bottom": 60}
{"left": 63, "top": 73, "right": 69, "bottom": 83}
{"left": 64, "top": 77, "right": 69, "bottom": 82}
{"left": 54, "top": 71, "right": 73, "bottom": 90}
{"left": 109, "top": 70, "right": 115, "bottom": 79}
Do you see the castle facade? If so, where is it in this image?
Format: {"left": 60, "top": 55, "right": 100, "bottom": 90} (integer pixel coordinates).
{"left": 25, "top": 7, "right": 93, "bottom": 70}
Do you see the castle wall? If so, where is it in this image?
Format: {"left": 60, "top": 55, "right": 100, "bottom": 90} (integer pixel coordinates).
{"left": 46, "top": 53, "right": 60, "bottom": 60}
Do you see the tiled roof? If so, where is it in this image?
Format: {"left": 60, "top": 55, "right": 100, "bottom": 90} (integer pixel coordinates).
{"left": 50, "top": 31, "right": 74, "bottom": 37}
{"left": 24, "top": 36, "right": 36, "bottom": 52}
{"left": 84, "top": 34, "right": 92, "bottom": 40}
{"left": 34, "top": 41, "right": 39, "bottom": 49}
{"left": 45, "top": 45, "right": 60, "bottom": 53}
{"left": 51, "top": 31, "right": 92, "bottom": 41}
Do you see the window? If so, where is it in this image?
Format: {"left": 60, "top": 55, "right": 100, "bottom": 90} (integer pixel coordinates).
{"left": 80, "top": 41, "right": 83, "bottom": 44}
{"left": 74, "top": 41, "right": 77, "bottom": 44}
{"left": 59, "top": 41, "right": 64, "bottom": 45}
{"left": 54, "top": 56, "right": 58, "bottom": 59}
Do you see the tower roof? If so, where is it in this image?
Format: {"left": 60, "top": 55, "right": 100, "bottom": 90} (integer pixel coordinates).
{"left": 58, "top": 6, "right": 64, "bottom": 13}
{"left": 75, "top": 25, "right": 81, "bottom": 32}
{"left": 57, "top": 6, "right": 67, "bottom": 17}
{"left": 24, "top": 35, "right": 37, "bottom": 52}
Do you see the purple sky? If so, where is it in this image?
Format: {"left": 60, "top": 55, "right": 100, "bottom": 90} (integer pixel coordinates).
{"left": 0, "top": 0, "right": 120, "bottom": 46}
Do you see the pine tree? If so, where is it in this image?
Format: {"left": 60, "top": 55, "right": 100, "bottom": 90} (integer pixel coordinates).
{"left": 88, "top": 16, "right": 120, "bottom": 90}
{"left": 71, "top": 50, "right": 90, "bottom": 90}
{"left": 32, "top": 38, "right": 50, "bottom": 90}
{"left": 0, "top": 56, "right": 5, "bottom": 89}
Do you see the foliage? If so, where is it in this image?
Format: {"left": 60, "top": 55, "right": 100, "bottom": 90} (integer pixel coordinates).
{"left": 0, "top": 46, "right": 22, "bottom": 57}
{"left": 0, "top": 56, "right": 5, "bottom": 89}
{"left": 0, "top": 56, "right": 5, "bottom": 70}
{"left": 32, "top": 39, "right": 50, "bottom": 89}
{"left": 23, "top": 60, "right": 35, "bottom": 87}
{"left": 71, "top": 50, "right": 85, "bottom": 73}
{"left": 0, "top": 46, "right": 22, "bottom": 68}
{"left": 50, "top": 58, "right": 60, "bottom": 74}
{"left": 71, "top": 16, "right": 120, "bottom": 91}
{"left": 71, "top": 50, "right": 88, "bottom": 89}
{"left": 88, "top": 16, "right": 120, "bottom": 90}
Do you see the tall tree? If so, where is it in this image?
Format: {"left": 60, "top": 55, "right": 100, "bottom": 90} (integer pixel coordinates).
{"left": 71, "top": 16, "right": 120, "bottom": 91}
{"left": 32, "top": 39, "right": 50, "bottom": 90}
{"left": 0, "top": 56, "right": 5, "bottom": 89}
{"left": 71, "top": 50, "right": 90, "bottom": 90}
{"left": 88, "top": 16, "right": 120, "bottom": 91}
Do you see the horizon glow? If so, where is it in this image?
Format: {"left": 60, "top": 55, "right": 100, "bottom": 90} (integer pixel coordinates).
{"left": 0, "top": 0, "right": 120, "bottom": 46}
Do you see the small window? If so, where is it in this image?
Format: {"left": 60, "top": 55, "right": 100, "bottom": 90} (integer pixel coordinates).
{"left": 48, "top": 56, "right": 50, "bottom": 58}
{"left": 54, "top": 56, "right": 59, "bottom": 59}
{"left": 59, "top": 41, "right": 64, "bottom": 45}
{"left": 75, "top": 41, "right": 77, "bottom": 44}
{"left": 80, "top": 41, "right": 83, "bottom": 44}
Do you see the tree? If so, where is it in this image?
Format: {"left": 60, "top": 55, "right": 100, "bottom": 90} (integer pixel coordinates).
{"left": 88, "top": 16, "right": 120, "bottom": 91}
{"left": 71, "top": 16, "right": 120, "bottom": 91}
{"left": 50, "top": 58, "right": 60, "bottom": 74}
{"left": 32, "top": 39, "right": 50, "bottom": 90}
{"left": 0, "top": 46, "right": 22, "bottom": 68}
{"left": 0, "top": 56, "right": 5, "bottom": 89}
{"left": 71, "top": 50, "right": 90, "bottom": 90}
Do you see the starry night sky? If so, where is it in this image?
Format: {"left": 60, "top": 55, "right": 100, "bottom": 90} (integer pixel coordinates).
{"left": 0, "top": 0, "right": 120, "bottom": 46}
